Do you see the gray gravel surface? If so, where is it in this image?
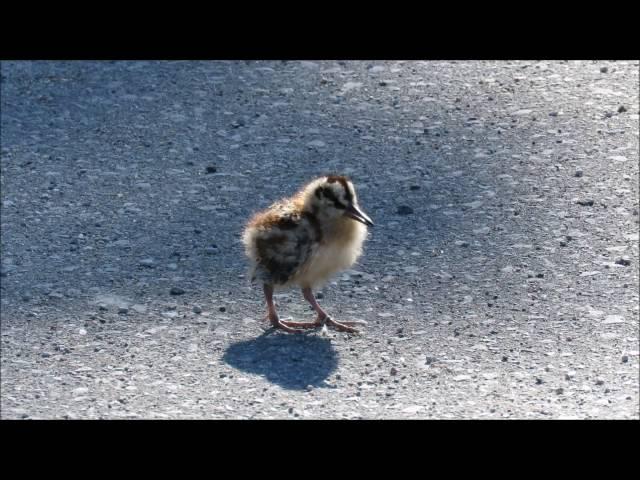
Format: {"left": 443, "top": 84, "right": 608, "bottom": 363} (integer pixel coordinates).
{"left": 1, "top": 60, "right": 638, "bottom": 419}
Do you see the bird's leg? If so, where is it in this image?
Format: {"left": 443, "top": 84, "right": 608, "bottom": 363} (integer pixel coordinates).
{"left": 277, "top": 287, "right": 326, "bottom": 330}
{"left": 263, "top": 284, "right": 304, "bottom": 334}
{"left": 281, "top": 287, "right": 361, "bottom": 333}
{"left": 304, "top": 287, "right": 367, "bottom": 332}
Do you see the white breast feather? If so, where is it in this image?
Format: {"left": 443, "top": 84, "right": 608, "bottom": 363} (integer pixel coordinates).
{"left": 292, "top": 219, "right": 367, "bottom": 288}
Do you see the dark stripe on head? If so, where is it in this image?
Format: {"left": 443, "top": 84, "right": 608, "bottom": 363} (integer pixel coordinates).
{"left": 326, "top": 175, "right": 353, "bottom": 203}
{"left": 320, "top": 187, "right": 346, "bottom": 209}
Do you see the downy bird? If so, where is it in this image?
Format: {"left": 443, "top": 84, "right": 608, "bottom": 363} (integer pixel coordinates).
{"left": 242, "top": 175, "right": 373, "bottom": 333}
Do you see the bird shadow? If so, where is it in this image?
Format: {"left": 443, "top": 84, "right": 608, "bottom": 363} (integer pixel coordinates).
{"left": 222, "top": 330, "right": 339, "bottom": 391}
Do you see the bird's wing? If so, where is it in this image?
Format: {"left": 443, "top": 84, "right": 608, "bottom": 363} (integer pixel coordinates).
{"left": 254, "top": 212, "right": 320, "bottom": 285}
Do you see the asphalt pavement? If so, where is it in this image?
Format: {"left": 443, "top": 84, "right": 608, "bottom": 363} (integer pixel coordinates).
{"left": 1, "top": 60, "right": 638, "bottom": 419}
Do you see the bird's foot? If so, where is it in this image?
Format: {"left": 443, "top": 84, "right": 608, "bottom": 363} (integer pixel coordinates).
{"left": 267, "top": 313, "right": 306, "bottom": 334}
{"left": 279, "top": 319, "right": 324, "bottom": 330}
{"left": 265, "top": 312, "right": 365, "bottom": 334}
{"left": 279, "top": 316, "right": 364, "bottom": 334}
{"left": 320, "top": 315, "right": 364, "bottom": 334}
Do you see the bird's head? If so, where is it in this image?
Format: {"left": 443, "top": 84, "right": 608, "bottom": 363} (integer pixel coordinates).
{"left": 301, "top": 175, "right": 374, "bottom": 227}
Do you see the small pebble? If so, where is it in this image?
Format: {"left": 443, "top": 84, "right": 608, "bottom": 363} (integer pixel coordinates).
{"left": 170, "top": 287, "right": 185, "bottom": 295}
{"left": 617, "top": 105, "right": 627, "bottom": 113}
{"left": 621, "top": 355, "right": 629, "bottom": 363}
{"left": 206, "top": 166, "right": 217, "bottom": 174}
{"left": 118, "top": 307, "right": 128, "bottom": 315}
{"left": 396, "top": 205, "right": 414, "bottom": 215}
{"left": 219, "top": 306, "right": 226, "bottom": 312}
{"left": 600, "top": 66, "right": 608, "bottom": 73}
{"left": 390, "top": 367, "right": 398, "bottom": 376}
{"left": 535, "top": 378, "right": 544, "bottom": 385}
{"left": 409, "top": 185, "right": 421, "bottom": 191}
{"left": 555, "top": 387, "right": 564, "bottom": 395}
{"left": 574, "top": 170, "right": 583, "bottom": 177}
{"left": 615, "top": 257, "right": 631, "bottom": 266}
{"left": 193, "top": 305, "right": 202, "bottom": 314}
{"left": 576, "top": 199, "right": 594, "bottom": 206}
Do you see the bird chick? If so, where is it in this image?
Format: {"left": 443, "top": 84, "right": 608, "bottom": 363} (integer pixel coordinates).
{"left": 242, "top": 175, "right": 373, "bottom": 333}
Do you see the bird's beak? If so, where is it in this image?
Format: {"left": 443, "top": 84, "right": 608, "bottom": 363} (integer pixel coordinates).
{"left": 345, "top": 204, "right": 374, "bottom": 227}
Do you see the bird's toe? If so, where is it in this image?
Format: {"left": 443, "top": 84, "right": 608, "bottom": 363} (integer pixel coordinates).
{"left": 323, "top": 316, "right": 360, "bottom": 334}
